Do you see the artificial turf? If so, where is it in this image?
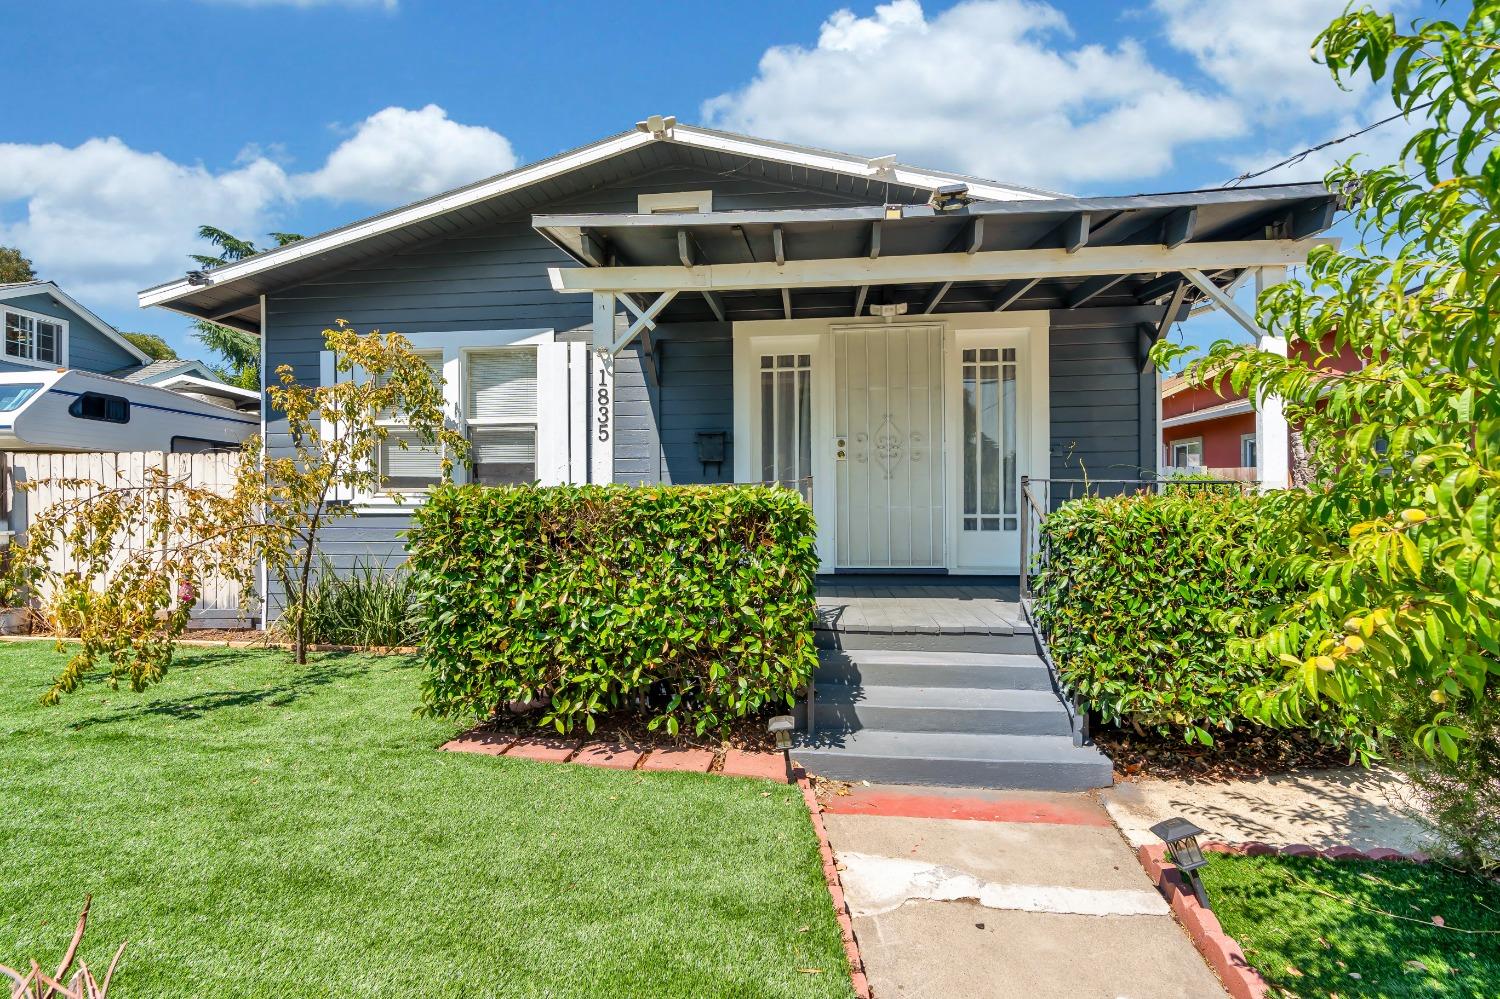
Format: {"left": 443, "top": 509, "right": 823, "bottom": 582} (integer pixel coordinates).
{"left": 0, "top": 643, "right": 853, "bottom": 998}
{"left": 1200, "top": 852, "right": 1500, "bottom": 997}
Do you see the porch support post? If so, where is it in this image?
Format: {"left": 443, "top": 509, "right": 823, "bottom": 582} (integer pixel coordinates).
{"left": 591, "top": 291, "right": 615, "bottom": 484}
{"left": 1254, "top": 266, "right": 1291, "bottom": 490}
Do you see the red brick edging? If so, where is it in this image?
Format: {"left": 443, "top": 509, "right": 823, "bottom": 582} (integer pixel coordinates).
{"left": 1135, "top": 840, "right": 1431, "bottom": 999}
{"left": 799, "top": 777, "right": 873, "bottom": 999}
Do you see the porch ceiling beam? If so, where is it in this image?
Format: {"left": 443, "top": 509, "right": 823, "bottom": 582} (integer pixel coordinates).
{"left": 1065, "top": 273, "right": 1128, "bottom": 309}
{"left": 781, "top": 287, "right": 793, "bottom": 320}
{"left": 868, "top": 220, "right": 882, "bottom": 259}
{"left": 1288, "top": 197, "right": 1337, "bottom": 239}
{"left": 853, "top": 285, "right": 869, "bottom": 318}
{"left": 1181, "top": 268, "right": 1265, "bottom": 339}
{"left": 547, "top": 237, "right": 1332, "bottom": 295}
{"left": 773, "top": 225, "right": 786, "bottom": 266}
{"left": 943, "top": 216, "right": 984, "bottom": 255}
{"left": 732, "top": 224, "right": 757, "bottom": 263}
{"left": 578, "top": 228, "right": 611, "bottom": 268}
{"left": 677, "top": 230, "right": 695, "bottom": 268}
{"left": 701, "top": 290, "right": 726, "bottom": 322}
{"left": 1162, "top": 207, "right": 1197, "bottom": 249}
{"left": 993, "top": 277, "right": 1040, "bottom": 312}
{"left": 921, "top": 281, "right": 954, "bottom": 315}
{"left": 1043, "top": 212, "right": 1090, "bottom": 253}
{"left": 1135, "top": 267, "right": 1216, "bottom": 304}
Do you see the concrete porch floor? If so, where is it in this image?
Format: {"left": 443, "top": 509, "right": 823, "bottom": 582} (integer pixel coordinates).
{"left": 816, "top": 577, "right": 1026, "bottom": 636}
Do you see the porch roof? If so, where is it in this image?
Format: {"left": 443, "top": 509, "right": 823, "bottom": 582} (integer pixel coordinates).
{"left": 536, "top": 182, "right": 1339, "bottom": 329}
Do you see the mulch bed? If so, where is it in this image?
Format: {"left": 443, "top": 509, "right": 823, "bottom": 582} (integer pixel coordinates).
{"left": 1097, "top": 725, "right": 1353, "bottom": 782}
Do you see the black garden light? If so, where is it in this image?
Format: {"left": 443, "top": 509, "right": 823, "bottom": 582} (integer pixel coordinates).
{"left": 768, "top": 715, "right": 796, "bottom": 780}
{"left": 1150, "top": 817, "right": 1212, "bottom": 910}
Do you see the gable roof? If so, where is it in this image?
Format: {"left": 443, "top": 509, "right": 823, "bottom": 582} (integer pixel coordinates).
{"left": 0, "top": 281, "right": 152, "bottom": 365}
{"left": 112, "top": 358, "right": 223, "bottom": 384}
{"left": 137, "top": 120, "right": 1061, "bottom": 331}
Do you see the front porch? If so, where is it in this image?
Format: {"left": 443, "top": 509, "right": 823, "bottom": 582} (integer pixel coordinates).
{"left": 538, "top": 181, "right": 1336, "bottom": 577}
{"left": 815, "top": 576, "right": 1024, "bottom": 638}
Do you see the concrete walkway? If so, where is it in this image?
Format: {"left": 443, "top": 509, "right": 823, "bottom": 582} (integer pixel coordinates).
{"left": 820, "top": 785, "right": 1225, "bottom": 998}
{"left": 1103, "top": 765, "right": 1431, "bottom": 853}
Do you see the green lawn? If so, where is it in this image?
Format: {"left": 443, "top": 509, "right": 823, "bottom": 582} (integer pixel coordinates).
{"left": 0, "top": 643, "right": 852, "bottom": 998}
{"left": 1201, "top": 853, "right": 1500, "bottom": 997}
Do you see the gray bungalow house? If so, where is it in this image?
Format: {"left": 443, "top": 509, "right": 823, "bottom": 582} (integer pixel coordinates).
{"left": 139, "top": 119, "right": 1333, "bottom": 787}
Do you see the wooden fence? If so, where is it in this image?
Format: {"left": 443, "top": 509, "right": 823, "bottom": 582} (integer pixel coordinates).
{"left": 2, "top": 451, "right": 258, "bottom": 629}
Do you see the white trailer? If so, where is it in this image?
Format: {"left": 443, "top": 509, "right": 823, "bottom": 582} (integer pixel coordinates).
{"left": 0, "top": 369, "right": 257, "bottom": 453}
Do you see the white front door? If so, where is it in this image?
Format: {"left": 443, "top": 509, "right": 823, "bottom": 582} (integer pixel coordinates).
{"left": 833, "top": 324, "right": 945, "bottom": 568}
{"left": 947, "top": 331, "right": 1026, "bottom": 572}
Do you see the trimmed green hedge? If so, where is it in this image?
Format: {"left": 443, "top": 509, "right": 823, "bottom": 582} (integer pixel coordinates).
{"left": 1031, "top": 490, "right": 1301, "bottom": 744}
{"left": 408, "top": 483, "right": 820, "bottom": 736}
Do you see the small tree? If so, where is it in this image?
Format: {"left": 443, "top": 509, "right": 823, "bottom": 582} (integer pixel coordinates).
{"left": 262, "top": 321, "right": 469, "bottom": 664}
{"left": 1154, "top": 3, "right": 1500, "bottom": 866}
{"left": 119, "top": 332, "right": 177, "bottom": 361}
{"left": 0, "top": 245, "right": 36, "bottom": 283}
{"left": 14, "top": 456, "right": 264, "bottom": 704}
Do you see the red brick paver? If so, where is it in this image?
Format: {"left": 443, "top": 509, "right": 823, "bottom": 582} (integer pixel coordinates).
{"left": 639, "top": 747, "right": 715, "bottom": 773}
{"left": 571, "top": 742, "right": 644, "bottom": 770}
{"left": 721, "top": 749, "right": 789, "bottom": 782}
{"left": 504, "top": 737, "right": 579, "bottom": 763}
{"left": 440, "top": 732, "right": 516, "bottom": 756}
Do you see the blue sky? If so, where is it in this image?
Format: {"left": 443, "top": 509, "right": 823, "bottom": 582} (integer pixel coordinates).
{"left": 1, "top": 0, "right": 1431, "bottom": 361}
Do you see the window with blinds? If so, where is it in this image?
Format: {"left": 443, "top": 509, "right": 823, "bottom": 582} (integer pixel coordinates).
{"left": 378, "top": 352, "right": 445, "bottom": 489}
{"left": 467, "top": 348, "right": 537, "bottom": 485}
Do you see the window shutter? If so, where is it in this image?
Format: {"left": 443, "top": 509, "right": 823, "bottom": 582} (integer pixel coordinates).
{"left": 467, "top": 349, "right": 537, "bottom": 421}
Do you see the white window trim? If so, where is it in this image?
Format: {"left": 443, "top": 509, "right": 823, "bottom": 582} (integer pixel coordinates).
{"left": 317, "top": 328, "right": 572, "bottom": 513}
{"left": 1240, "top": 432, "right": 1258, "bottom": 468}
{"left": 638, "top": 190, "right": 713, "bottom": 214}
{"left": 1169, "top": 436, "right": 1204, "bottom": 470}
{"left": 2, "top": 305, "right": 68, "bottom": 369}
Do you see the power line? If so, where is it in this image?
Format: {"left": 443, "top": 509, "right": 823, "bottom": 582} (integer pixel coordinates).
{"left": 1222, "top": 100, "right": 1436, "bottom": 188}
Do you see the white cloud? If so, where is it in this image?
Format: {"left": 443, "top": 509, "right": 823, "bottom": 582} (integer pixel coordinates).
{"left": 298, "top": 105, "right": 517, "bottom": 204}
{"left": 702, "top": 0, "right": 1246, "bottom": 191}
{"left": 0, "top": 138, "right": 289, "bottom": 309}
{"left": 0, "top": 105, "right": 515, "bottom": 322}
{"left": 1151, "top": 0, "right": 1380, "bottom": 121}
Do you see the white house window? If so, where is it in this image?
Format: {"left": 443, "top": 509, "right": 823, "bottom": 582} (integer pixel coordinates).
{"left": 962, "top": 347, "right": 1018, "bottom": 532}
{"left": 466, "top": 348, "right": 538, "bottom": 484}
{"left": 375, "top": 347, "right": 541, "bottom": 490}
{"left": 760, "top": 353, "right": 811, "bottom": 489}
{"left": 4, "top": 309, "right": 63, "bottom": 366}
{"left": 377, "top": 353, "right": 447, "bottom": 489}
{"left": 1170, "top": 438, "right": 1204, "bottom": 470}
{"left": 1240, "top": 433, "right": 1257, "bottom": 468}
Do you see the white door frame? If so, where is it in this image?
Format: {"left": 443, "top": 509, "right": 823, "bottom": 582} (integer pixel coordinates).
{"left": 942, "top": 324, "right": 1050, "bottom": 573}
{"left": 733, "top": 330, "right": 837, "bottom": 568}
{"left": 734, "top": 313, "right": 1050, "bottom": 575}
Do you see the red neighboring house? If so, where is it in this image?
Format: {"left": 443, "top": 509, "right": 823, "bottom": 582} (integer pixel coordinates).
{"left": 1160, "top": 339, "right": 1363, "bottom": 481}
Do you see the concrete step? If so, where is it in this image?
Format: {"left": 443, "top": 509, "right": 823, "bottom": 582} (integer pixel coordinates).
{"left": 815, "top": 649, "right": 1054, "bottom": 691}
{"left": 815, "top": 628, "right": 1037, "bottom": 656}
{"left": 805, "top": 683, "right": 1073, "bottom": 736}
{"left": 792, "top": 730, "right": 1114, "bottom": 791}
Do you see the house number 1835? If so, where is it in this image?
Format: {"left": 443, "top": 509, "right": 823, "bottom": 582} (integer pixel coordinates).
{"left": 596, "top": 383, "right": 611, "bottom": 442}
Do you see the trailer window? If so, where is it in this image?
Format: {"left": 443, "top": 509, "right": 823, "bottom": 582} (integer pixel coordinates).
{"left": 68, "top": 392, "right": 130, "bottom": 424}
{"left": 0, "top": 383, "right": 41, "bottom": 412}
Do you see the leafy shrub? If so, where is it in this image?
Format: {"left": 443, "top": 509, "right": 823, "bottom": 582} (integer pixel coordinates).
{"left": 408, "top": 483, "right": 820, "bottom": 737}
{"left": 1032, "top": 490, "right": 1311, "bottom": 744}
{"left": 285, "top": 561, "right": 420, "bottom": 648}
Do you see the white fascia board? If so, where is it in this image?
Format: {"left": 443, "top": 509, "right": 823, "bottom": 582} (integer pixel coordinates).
{"left": 156, "top": 373, "right": 262, "bottom": 402}
{"left": 0, "top": 282, "right": 151, "bottom": 365}
{"left": 1161, "top": 399, "right": 1254, "bottom": 429}
{"left": 548, "top": 238, "right": 1334, "bottom": 295}
{"left": 668, "top": 126, "right": 1057, "bottom": 202}
{"left": 139, "top": 125, "right": 1061, "bottom": 313}
{"left": 139, "top": 131, "right": 659, "bottom": 310}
